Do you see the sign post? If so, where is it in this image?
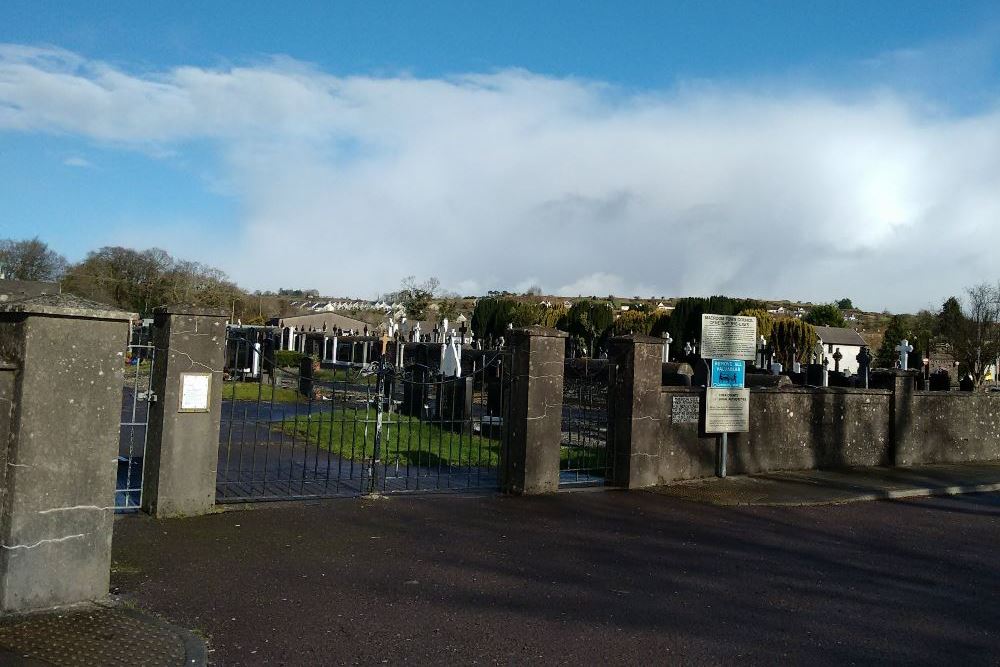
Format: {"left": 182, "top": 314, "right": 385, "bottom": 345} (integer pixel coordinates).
{"left": 701, "top": 315, "right": 756, "bottom": 478}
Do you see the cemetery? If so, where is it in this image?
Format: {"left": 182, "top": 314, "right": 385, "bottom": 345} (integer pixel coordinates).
{"left": 0, "top": 289, "right": 999, "bottom": 621}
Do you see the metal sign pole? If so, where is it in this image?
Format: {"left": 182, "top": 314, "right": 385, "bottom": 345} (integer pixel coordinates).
{"left": 719, "top": 432, "right": 728, "bottom": 478}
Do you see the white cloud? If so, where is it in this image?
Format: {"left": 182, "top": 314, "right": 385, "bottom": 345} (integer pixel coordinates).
{"left": 62, "top": 156, "right": 92, "bottom": 168}
{"left": 2, "top": 44, "right": 1000, "bottom": 311}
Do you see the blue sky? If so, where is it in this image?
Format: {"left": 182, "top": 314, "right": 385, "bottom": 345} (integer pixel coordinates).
{"left": 2, "top": 2, "right": 1000, "bottom": 309}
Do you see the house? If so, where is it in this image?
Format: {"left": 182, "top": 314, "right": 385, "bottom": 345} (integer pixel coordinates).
{"left": 813, "top": 326, "right": 868, "bottom": 374}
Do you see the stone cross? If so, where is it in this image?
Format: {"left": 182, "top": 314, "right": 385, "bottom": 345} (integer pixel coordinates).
{"left": 661, "top": 332, "right": 673, "bottom": 363}
{"left": 380, "top": 331, "right": 391, "bottom": 355}
{"left": 813, "top": 340, "right": 825, "bottom": 365}
{"left": 833, "top": 348, "right": 843, "bottom": 373}
{"left": 459, "top": 322, "right": 468, "bottom": 345}
{"left": 756, "top": 336, "right": 766, "bottom": 369}
{"left": 896, "top": 339, "right": 914, "bottom": 370}
{"left": 856, "top": 346, "right": 872, "bottom": 389}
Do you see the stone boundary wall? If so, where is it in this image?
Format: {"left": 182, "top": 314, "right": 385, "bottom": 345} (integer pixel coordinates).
{"left": 897, "top": 391, "right": 1000, "bottom": 465}
{"left": 655, "top": 387, "right": 893, "bottom": 483}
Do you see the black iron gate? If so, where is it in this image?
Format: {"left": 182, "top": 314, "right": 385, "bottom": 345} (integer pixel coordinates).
{"left": 217, "top": 331, "right": 511, "bottom": 502}
{"left": 560, "top": 358, "right": 612, "bottom": 487}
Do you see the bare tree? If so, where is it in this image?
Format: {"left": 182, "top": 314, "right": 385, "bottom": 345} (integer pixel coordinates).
{"left": 937, "top": 283, "right": 1000, "bottom": 386}
{"left": 385, "top": 276, "right": 440, "bottom": 320}
{"left": 0, "top": 237, "right": 68, "bottom": 281}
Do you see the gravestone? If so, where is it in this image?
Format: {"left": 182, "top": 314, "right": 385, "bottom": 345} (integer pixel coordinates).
{"left": 896, "top": 339, "right": 914, "bottom": 370}
{"left": 856, "top": 347, "right": 872, "bottom": 389}
{"left": 929, "top": 369, "right": 952, "bottom": 391}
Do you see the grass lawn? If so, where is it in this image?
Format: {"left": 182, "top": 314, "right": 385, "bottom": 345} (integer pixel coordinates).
{"left": 274, "top": 409, "right": 610, "bottom": 474}
{"left": 223, "top": 382, "right": 305, "bottom": 403}
{"left": 277, "top": 409, "right": 502, "bottom": 468}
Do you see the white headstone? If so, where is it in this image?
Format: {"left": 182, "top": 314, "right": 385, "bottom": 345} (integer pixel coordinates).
{"left": 661, "top": 332, "right": 674, "bottom": 363}
{"left": 770, "top": 361, "right": 783, "bottom": 376}
{"left": 441, "top": 338, "right": 462, "bottom": 377}
{"left": 896, "top": 339, "right": 914, "bottom": 370}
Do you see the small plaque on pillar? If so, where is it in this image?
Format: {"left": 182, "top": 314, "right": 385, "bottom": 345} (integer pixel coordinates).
{"left": 179, "top": 372, "right": 212, "bottom": 412}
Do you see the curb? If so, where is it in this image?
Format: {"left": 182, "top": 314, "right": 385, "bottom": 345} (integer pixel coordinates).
{"left": 653, "top": 480, "right": 1000, "bottom": 507}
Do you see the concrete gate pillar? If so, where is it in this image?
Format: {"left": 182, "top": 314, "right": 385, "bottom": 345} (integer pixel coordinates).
{"left": 142, "top": 306, "right": 227, "bottom": 518}
{"left": 0, "top": 295, "right": 134, "bottom": 612}
{"left": 502, "top": 326, "right": 566, "bottom": 495}
{"left": 607, "top": 335, "right": 664, "bottom": 488}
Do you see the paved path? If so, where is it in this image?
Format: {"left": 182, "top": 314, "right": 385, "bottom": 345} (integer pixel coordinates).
{"left": 111, "top": 489, "right": 1000, "bottom": 665}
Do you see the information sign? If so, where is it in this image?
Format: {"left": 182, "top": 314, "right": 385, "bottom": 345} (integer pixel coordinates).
{"left": 705, "top": 388, "right": 750, "bottom": 433}
{"left": 711, "top": 359, "right": 745, "bottom": 388}
{"left": 700, "top": 314, "right": 757, "bottom": 361}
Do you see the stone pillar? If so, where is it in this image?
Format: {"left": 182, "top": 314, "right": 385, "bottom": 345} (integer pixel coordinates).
{"left": 502, "top": 326, "right": 566, "bottom": 495}
{"left": 890, "top": 369, "right": 920, "bottom": 466}
{"left": 607, "top": 335, "right": 664, "bottom": 488}
{"left": 142, "top": 306, "right": 227, "bottom": 518}
{"left": 0, "top": 295, "right": 134, "bottom": 612}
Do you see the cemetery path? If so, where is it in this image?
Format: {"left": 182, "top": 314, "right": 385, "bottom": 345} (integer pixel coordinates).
{"left": 111, "top": 489, "right": 1000, "bottom": 665}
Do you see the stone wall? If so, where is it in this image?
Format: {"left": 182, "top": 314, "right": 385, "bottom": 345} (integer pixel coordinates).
{"left": 648, "top": 387, "right": 893, "bottom": 484}
{"left": 897, "top": 391, "right": 1000, "bottom": 465}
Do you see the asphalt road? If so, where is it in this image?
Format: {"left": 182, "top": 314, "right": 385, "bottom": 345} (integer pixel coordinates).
{"left": 111, "top": 490, "right": 1000, "bottom": 665}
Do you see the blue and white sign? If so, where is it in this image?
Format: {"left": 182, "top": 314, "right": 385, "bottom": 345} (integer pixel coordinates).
{"left": 711, "top": 359, "right": 745, "bottom": 389}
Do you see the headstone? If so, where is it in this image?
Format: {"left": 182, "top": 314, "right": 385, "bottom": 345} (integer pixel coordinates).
{"left": 856, "top": 347, "right": 872, "bottom": 389}
{"left": 833, "top": 347, "right": 843, "bottom": 373}
{"left": 929, "top": 369, "right": 951, "bottom": 391}
{"left": 896, "top": 339, "right": 914, "bottom": 370}
{"left": 813, "top": 340, "right": 824, "bottom": 364}
{"left": 756, "top": 335, "right": 766, "bottom": 369}
{"left": 822, "top": 357, "right": 829, "bottom": 387}
{"left": 959, "top": 374, "right": 975, "bottom": 392}
{"left": 770, "top": 360, "right": 783, "bottom": 375}
{"left": 661, "top": 332, "right": 674, "bottom": 363}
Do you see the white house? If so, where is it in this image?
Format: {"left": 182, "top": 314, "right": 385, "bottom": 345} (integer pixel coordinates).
{"left": 813, "top": 326, "right": 868, "bottom": 374}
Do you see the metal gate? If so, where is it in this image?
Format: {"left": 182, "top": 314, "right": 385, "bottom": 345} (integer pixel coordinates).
{"left": 117, "top": 335, "right": 157, "bottom": 511}
{"left": 217, "top": 331, "right": 511, "bottom": 502}
{"left": 560, "top": 358, "right": 612, "bottom": 487}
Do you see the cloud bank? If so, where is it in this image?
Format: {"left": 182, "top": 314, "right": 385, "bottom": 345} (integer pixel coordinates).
{"left": 2, "top": 44, "right": 1000, "bottom": 311}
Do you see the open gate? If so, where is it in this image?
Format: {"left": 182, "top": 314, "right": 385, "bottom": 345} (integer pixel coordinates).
{"left": 117, "top": 330, "right": 157, "bottom": 511}
{"left": 217, "top": 330, "right": 511, "bottom": 502}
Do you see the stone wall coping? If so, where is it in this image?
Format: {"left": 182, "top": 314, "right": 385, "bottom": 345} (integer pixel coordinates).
{"left": 912, "top": 390, "right": 999, "bottom": 398}
{"left": 609, "top": 334, "right": 663, "bottom": 345}
{"left": 510, "top": 326, "right": 567, "bottom": 338}
{"left": 658, "top": 385, "right": 892, "bottom": 396}
{"left": 0, "top": 294, "right": 136, "bottom": 321}
{"left": 155, "top": 305, "right": 229, "bottom": 317}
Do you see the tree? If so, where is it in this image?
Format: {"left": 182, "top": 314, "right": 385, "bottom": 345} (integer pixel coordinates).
{"left": 936, "top": 285, "right": 1000, "bottom": 386}
{"left": 876, "top": 315, "right": 910, "bottom": 368}
{"left": 803, "top": 303, "right": 847, "bottom": 328}
{"left": 836, "top": 298, "right": 854, "bottom": 310}
{"left": 612, "top": 310, "right": 654, "bottom": 336}
{"left": 385, "top": 276, "right": 440, "bottom": 320}
{"left": 769, "top": 318, "right": 818, "bottom": 365}
{"left": 560, "top": 300, "right": 616, "bottom": 356}
{"left": 0, "top": 237, "right": 68, "bottom": 281}
{"left": 62, "top": 246, "right": 244, "bottom": 317}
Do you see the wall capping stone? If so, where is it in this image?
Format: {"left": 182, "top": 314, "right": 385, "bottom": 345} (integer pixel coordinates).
{"left": 0, "top": 294, "right": 135, "bottom": 322}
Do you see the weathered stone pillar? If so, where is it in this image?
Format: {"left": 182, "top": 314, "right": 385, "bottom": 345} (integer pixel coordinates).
{"left": 607, "top": 335, "right": 663, "bottom": 488}
{"left": 0, "top": 295, "right": 134, "bottom": 612}
{"left": 890, "top": 369, "right": 920, "bottom": 466}
{"left": 502, "top": 326, "right": 566, "bottom": 494}
{"left": 142, "top": 306, "right": 227, "bottom": 518}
